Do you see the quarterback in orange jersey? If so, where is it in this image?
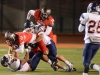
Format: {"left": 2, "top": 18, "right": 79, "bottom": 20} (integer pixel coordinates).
{"left": 5, "top": 31, "right": 48, "bottom": 55}
{"left": 26, "top": 7, "right": 54, "bottom": 39}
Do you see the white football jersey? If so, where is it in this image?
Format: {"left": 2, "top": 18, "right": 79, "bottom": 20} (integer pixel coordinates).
{"left": 23, "top": 25, "right": 51, "bottom": 45}
{"left": 79, "top": 13, "right": 100, "bottom": 43}
{"left": 18, "top": 62, "right": 30, "bottom": 72}
{"left": 7, "top": 58, "right": 30, "bottom": 72}
{"left": 34, "top": 25, "right": 51, "bottom": 45}
{"left": 7, "top": 59, "right": 21, "bottom": 71}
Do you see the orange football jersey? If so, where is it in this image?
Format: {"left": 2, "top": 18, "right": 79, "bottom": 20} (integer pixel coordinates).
{"left": 34, "top": 9, "right": 54, "bottom": 39}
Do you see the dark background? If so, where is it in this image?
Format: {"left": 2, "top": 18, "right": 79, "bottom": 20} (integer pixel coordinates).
{"left": 0, "top": 0, "right": 100, "bottom": 43}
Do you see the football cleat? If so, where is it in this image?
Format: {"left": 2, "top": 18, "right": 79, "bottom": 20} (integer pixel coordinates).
{"left": 72, "top": 68, "right": 76, "bottom": 71}
{"left": 66, "top": 67, "right": 76, "bottom": 72}
{"left": 51, "top": 61, "right": 58, "bottom": 71}
{"left": 66, "top": 63, "right": 76, "bottom": 72}
{"left": 67, "top": 63, "right": 74, "bottom": 72}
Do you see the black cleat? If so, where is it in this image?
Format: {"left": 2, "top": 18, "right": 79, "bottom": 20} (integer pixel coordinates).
{"left": 51, "top": 61, "right": 58, "bottom": 71}
{"left": 72, "top": 68, "right": 76, "bottom": 71}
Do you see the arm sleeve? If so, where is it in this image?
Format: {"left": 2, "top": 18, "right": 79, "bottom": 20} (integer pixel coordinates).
{"left": 78, "top": 24, "right": 85, "bottom": 32}
{"left": 15, "top": 44, "right": 24, "bottom": 53}
{"left": 78, "top": 13, "right": 88, "bottom": 32}
{"left": 44, "top": 26, "right": 52, "bottom": 35}
{"left": 26, "top": 10, "right": 35, "bottom": 20}
{"left": 79, "top": 13, "right": 88, "bottom": 24}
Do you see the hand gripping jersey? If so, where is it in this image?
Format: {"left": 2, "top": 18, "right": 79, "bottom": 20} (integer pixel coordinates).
{"left": 79, "top": 13, "right": 100, "bottom": 43}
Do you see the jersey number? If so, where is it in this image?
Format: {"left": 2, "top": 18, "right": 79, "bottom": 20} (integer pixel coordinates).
{"left": 88, "top": 20, "right": 100, "bottom": 33}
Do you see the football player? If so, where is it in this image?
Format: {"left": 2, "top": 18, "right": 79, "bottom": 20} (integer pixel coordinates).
{"left": 1, "top": 49, "right": 43, "bottom": 72}
{"left": 26, "top": 7, "right": 54, "bottom": 39}
{"left": 5, "top": 31, "right": 48, "bottom": 55}
{"left": 78, "top": 1, "right": 100, "bottom": 75}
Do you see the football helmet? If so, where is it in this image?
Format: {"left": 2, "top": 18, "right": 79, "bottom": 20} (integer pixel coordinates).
{"left": 1, "top": 54, "right": 14, "bottom": 67}
{"left": 5, "top": 31, "right": 16, "bottom": 44}
{"left": 87, "top": 1, "right": 99, "bottom": 13}
{"left": 1, "top": 56, "right": 9, "bottom": 67}
{"left": 40, "top": 7, "right": 51, "bottom": 20}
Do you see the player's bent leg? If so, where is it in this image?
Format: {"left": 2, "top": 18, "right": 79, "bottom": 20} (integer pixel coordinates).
{"left": 56, "top": 54, "right": 75, "bottom": 71}
{"left": 42, "top": 54, "right": 58, "bottom": 71}
{"left": 56, "top": 54, "right": 66, "bottom": 61}
{"left": 53, "top": 60, "right": 69, "bottom": 71}
{"left": 28, "top": 51, "right": 42, "bottom": 71}
{"left": 42, "top": 54, "right": 49, "bottom": 62}
{"left": 37, "top": 40, "right": 48, "bottom": 55}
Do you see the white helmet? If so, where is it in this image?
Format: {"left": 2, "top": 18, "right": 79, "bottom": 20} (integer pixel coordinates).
{"left": 1, "top": 54, "right": 14, "bottom": 67}
{"left": 87, "top": 1, "right": 100, "bottom": 13}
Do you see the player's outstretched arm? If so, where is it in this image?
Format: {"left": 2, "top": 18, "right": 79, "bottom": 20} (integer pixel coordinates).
{"left": 26, "top": 10, "right": 35, "bottom": 20}
{"left": 21, "top": 51, "right": 30, "bottom": 65}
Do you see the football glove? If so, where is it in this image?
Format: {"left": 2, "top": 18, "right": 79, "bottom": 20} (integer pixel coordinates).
{"left": 24, "top": 20, "right": 30, "bottom": 29}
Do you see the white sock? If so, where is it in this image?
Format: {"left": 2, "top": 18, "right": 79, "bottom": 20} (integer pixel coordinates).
{"left": 65, "top": 60, "right": 70, "bottom": 65}
{"left": 82, "top": 73, "right": 88, "bottom": 75}
{"left": 93, "top": 64, "right": 100, "bottom": 71}
{"left": 63, "top": 66, "right": 67, "bottom": 70}
{"left": 48, "top": 59, "right": 52, "bottom": 65}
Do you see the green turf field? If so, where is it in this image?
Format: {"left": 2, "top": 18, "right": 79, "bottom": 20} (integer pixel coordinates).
{"left": 0, "top": 48, "right": 100, "bottom": 75}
